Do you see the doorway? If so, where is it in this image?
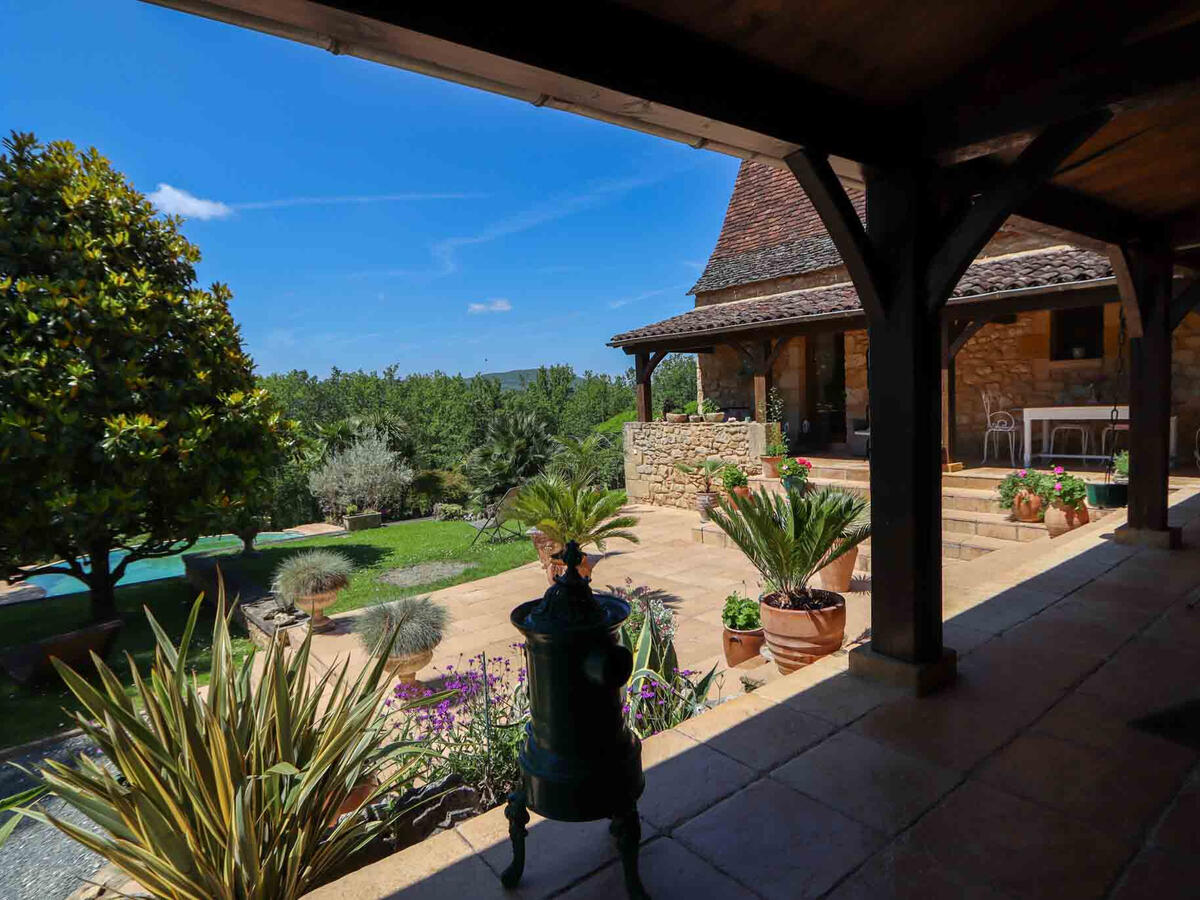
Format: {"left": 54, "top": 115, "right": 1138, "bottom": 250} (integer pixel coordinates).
{"left": 803, "top": 331, "right": 847, "bottom": 448}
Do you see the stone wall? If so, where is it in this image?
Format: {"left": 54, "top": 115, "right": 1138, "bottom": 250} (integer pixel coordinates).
{"left": 623, "top": 421, "right": 766, "bottom": 508}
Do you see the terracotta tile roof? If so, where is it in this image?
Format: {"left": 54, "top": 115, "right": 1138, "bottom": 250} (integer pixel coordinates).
{"left": 690, "top": 160, "right": 864, "bottom": 294}
{"left": 611, "top": 247, "right": 1113, "bottom": 346}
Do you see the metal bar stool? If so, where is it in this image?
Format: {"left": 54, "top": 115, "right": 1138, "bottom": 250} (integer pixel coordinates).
{"left": 1101, "top": 423, "right": 1129, "bottom": 456}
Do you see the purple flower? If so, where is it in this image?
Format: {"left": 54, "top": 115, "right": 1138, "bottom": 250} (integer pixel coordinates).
{"left": 1054, "top": 465, "right": 1064, "bottom": 476}
{"left": 1054, "top": 482, "right": 1063, "bottom": 492}
{"left": 1018, "top": 469, "right": 1027, "bottom": 478}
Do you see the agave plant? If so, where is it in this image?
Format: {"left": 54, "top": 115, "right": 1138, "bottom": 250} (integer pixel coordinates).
{"left": 511, "top": 472, "right": 639, "bottom": 552}
{"left": 708, "top": 485, "right": 870, "bottom": 610}
{"left": 1, "top": 586, "right": 436, "bottom": 900}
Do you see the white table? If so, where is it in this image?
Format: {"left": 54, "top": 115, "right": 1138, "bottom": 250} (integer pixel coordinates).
{"left": 1022, "top": 405, "right": 1178, "bottom": 467}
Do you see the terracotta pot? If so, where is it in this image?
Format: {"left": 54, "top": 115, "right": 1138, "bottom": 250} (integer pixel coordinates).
{"left": 688, "top": 414, "right": 704, "bottom": 423}
{"left": 665, "top": 413, "right": 688, "bottom": 423}
{"left": 330, "top": 777, "right": 378, "bottom": 826}
{"left": 1011, "top": 490, "right": 1044, "bottom": 522}
{"left": 547, "top": 552, "right": 597, "bottom": 584}
{"left": 761, "top": 456, "right": 783, "bottom": 479}
{"left": 528, "top": 527, "right": 560, "bottom": 569}
{"left": 295, "top": 590, "right": 340, "bottom": 633}
{"left": 817, "top": 544, "right": 859, "bottom": 593}
{"left": 722, "top": 626, "right": 765, "bottom": 667}
{"left": 703, "top": 412, "right": 725, "bottom": 423}
{"left": 385, "top": 648, "right": 435, "bottom": 683}
{"left": 695, "top": 491, "right": 719, "bottom": 521}
{"left": 1043, "top": 501, "right": 1089, "bottom": 537}
{"left": 730, "top": 485, "right": 751, "bottom": 500}
{"left": 759, "top": 592, "right": 846, "bottom": 674}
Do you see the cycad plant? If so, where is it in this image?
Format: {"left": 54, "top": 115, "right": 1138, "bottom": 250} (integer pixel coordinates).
{"left": 674, "top": 458, "right": 729, "bottom": 493}
{"left": 511, "top": 473, "right": 639, "bottom": 553}
{"left": 709, "top": 485, "right": 870, "bottom": 610}
{"left": 549, "top": 433, "right": 613, "bottom": 488}
{"left": 1, "top": 587, "right": 435, "bottom": 900}
{"left": 468, "top": 410, "right": 555, "bottom": 504}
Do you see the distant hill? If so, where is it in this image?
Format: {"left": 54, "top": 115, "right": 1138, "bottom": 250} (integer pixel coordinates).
{"left": 481, "top": 368, "right": 584, "bottom": 391}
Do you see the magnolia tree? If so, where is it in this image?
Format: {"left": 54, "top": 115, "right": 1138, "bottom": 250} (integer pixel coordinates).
{"left": 0, "top": 133, "right": 292, "bottom": 619}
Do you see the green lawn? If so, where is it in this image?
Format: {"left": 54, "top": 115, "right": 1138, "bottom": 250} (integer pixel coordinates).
{"left": 211, "top": 519, "right": 537, "bottom": 615}
{"left": 0, "top": 521, "right": 535, "bottom": 748}
{"left": 0, "top": 578, "right": 256, "bottom": 749}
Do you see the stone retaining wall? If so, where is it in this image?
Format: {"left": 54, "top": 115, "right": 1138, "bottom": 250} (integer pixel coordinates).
{"left": 623, "top": 421, "right": 766, "bottom": 508}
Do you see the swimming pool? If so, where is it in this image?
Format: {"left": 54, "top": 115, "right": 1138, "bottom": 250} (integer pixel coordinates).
{"left": 26, "top": 532, "right": 302, "bottom": 598}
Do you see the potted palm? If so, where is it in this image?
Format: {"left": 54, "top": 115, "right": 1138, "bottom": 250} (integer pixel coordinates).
{"left": 272, "top": 549, "right": 353, "bottom": 633}
{"left": 760, "top": 439, "right": 789, "bottom": 479}
{"left": 709, "top": 485, "right": 870, "bottom": 674}
{"left": 354, "top": 595, "right": 448, "bottom": 683}
{"left": 675, "top": 459, "right": 729, "bottom": 521}
{"left": 1044, "top": 467, "right": 1090, "bottom": 536}
{"left": 721, "top": 465, "right": 750, "bottom": 500}
{"left": 512, "top": 473, "right": 640, "bottom": 584}
{"left": 720, "top": 591, "right": 764, "bottom": 667}
{"left": 1087, "top": 450, "right": 1129, "bottom": 508}
{"left": 778, "top": 456, "right": 813, "bottom": 492}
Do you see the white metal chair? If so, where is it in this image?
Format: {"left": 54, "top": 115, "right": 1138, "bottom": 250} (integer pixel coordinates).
{"left": 1049, "top": 423, "right": 1089, "bottom": 457}
{"left": 1101, "top": 423, "right": 1129, "bottom": 457}
{"left": 981, "top": 391, "right": 1021, "bottom": 466}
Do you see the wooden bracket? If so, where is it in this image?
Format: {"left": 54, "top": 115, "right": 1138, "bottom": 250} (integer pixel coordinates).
{"left": 1169, "top": 279, "right": 1200, "bottom": 330}
{"left": 1108, "top": 243, "right": 1144, "bottom": 338}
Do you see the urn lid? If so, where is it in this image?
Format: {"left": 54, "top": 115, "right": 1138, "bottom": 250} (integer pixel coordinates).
{"left": 512, "top": 541, "right": 626, "bottom": 633}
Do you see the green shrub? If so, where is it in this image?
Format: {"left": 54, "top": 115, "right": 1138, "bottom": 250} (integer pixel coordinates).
{"left": 594, "top": 409, "right": 636, "bottom": 436}
{"left": 1113, "top": 450, "right": 1130, "bottom": 478}
{"left": 721, "top": 466, "right": 749, "bottom": 490}
{"left": 764, "top": 440, "right": 789, "bottom": 457}
{"left": 272, "top": 549, "right": 353, "bottom": 603}
{"left": 0, "top": 591, "right": 434, "bottom": 899}
{"left": 432, "top": 502, "right": 466, "bottom": 520}
{"left": 721, "top": 592, "right": 761, "bottom": 630}
{"left": 1049, "top": 467, "right": 1088, "bottom": 509}
{"left": 354, "top": 596, "right": 448, "bottom": 658}
{"left": 468, "top": 410, "right": 554, "bottom": 503}
{"left": 308, "top": 436, "right": 414, "bottom": 520}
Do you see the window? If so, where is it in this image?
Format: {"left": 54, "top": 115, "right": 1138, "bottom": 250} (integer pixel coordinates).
{"left": 1050, "top": 307, "right": 1104, "bottom": 361}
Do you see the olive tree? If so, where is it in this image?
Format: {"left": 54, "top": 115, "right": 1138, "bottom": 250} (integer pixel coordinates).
{"left": 0, "top": 133, "right": 291, "bottom": 619}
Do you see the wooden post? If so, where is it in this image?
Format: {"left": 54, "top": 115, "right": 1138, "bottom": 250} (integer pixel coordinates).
{"left": 1120, "top": 244, "right": 1178, "bottom": 546}
{"left": 634, "top": 351, "right": 652, "bottom": 423}
{"left": 753, "top": 368, "right": 769, "bottom": 422}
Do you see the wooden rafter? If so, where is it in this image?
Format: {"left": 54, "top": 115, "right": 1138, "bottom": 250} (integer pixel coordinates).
{"left": 1170, "top": 279, "right": 1200, "bottom": 330}
{"left": 926, "top": 112, "right": 1112, "bottom": 306}
{"left": 944, "top": 320, "right": 986, "bottom": 362}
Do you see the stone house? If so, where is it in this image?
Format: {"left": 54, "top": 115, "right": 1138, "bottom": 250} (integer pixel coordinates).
{"left": 610, "top": 162, "right": 1200, "bottom": 506}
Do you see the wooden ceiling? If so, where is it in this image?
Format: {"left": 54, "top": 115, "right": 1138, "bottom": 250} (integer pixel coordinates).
{"left": 148, "top": 0, "right": 1200, "bottom": 249}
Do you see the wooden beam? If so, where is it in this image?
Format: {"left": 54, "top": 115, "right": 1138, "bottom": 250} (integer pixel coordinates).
{"left": 764, "top": 336, "right": 790, "bottom": 370}
{"left": 1108, "top": 244, "right": 1145, "bottom": 339}
{"left": 1170, "top": 279, "right": 1200, "bottom": 331}
{"left": 926, "top": 113, "right": 1111, "bottom": 305}
{"left": 785, "top": 149, "right": 886, "bottom": 320}
{"left": 920, "top": 15, "right": 1200, "bottom": 155}
{"left": 633, "top": 349, "right": 665, "bottom": 422}
{"left": 945, "top": 320, "right": 986, "bottom": 362}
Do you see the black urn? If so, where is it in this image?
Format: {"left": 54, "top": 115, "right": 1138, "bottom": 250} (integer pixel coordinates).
{"left": 501, "top": 541, "right": 648, "bottom": 898}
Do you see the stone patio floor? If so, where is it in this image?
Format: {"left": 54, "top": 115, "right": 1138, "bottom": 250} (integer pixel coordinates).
{"left": 305, "top": 487, "right": 1200, "bottom": 899}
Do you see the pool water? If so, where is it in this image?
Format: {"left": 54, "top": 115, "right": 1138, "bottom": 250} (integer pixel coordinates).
{"left": 27, "top": 532, "right": 301, "bottom": 598}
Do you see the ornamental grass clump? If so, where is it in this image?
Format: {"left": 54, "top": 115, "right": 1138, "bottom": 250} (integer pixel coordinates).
{"left": 272, "top": 549, "right": 353, "bottom": 603}
{"left": 0, "top": 585, "right": 436, "bottom": 900}
{"left": 355, "top": 596, "right": 448, "bottom": 658}
{"left": 709, "top": 484, "right": 870, "bottom": 611}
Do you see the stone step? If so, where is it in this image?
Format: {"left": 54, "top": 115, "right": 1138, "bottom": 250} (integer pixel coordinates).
{"left": 762, "top": 476, "right": 1009, "bottom": 515}
{"left": 941, "top": 508, "right": 1048, "bottom": 542}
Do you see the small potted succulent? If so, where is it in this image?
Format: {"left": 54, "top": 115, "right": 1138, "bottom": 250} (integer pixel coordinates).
{"left": 760, "top": 439, "right": 789, "bottom": 479}
{"left": 343, "top": 503, "right": 383, "bottom": 532}
{"left": 710, "top": 485, "right": 870, "bottom": 674}
{"left": 778, "top": 456, "right": 813, "bottom": 492}
{"left": 720, "top": 591, "right": 764, "bottom": 667}
{"left": 997, "top": 469, "right": 1048, "bottom": 522}
{"left": 354, "top": 595, "right": 448, "bottom": 682}
{"left": 1044, "top": 466, "right": 1090, "bottom": 537}
{"left": 272, "top": 549, "right": 353, "bottom": 633}
{"left": 1087, "top": 450, "right": 1129, "bottom": 508}
{"left": 721, "top": 465, "right": 750, "bottom": 499}
{"left": 675, "top": 458, "right": 729, "bottom": 521}
{"left": 701, "top": 397, "right": 725, "bottom": 423}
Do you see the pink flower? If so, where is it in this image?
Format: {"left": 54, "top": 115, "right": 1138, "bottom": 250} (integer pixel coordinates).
{"left": 1018, "top": 469, "right": 1027, "bottom": 478}
{"left": 1054, "top": 482, "right": 1063, "bottom": 492}
{"left": 1054, "top": 465, "right": 1064, "bottom": 476}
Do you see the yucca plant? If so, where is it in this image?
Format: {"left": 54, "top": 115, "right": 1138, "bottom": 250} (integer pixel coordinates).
{"left": 1, "top": 585, "right": 437, "bottom": 900}
{"left": 511, "top": 472, "right": 639, "bottom": 552}
{"left": 709, "top": 485, "right": 870, "bottom": 610}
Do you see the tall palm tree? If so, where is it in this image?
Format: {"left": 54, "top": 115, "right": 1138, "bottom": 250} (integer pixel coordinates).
{"left": 468, "top": 410, "right": 554, "bottom": 503}
{"left": 708, "top": 485, "right": 870, "bottom": 610}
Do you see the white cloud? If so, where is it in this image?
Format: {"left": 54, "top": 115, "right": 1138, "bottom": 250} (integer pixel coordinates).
{"left": 148, "top": 184, "right": 233, "bottom": 220}
{"left": 609, "top": 283, "right": 688, "bottom": 309}
{"left": 467, "top": 298, "right": 513, "bottom": 314}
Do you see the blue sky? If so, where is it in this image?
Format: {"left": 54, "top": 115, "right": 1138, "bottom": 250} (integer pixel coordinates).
{"left": 2, "top": 1, "right": 739, "bottom": 377}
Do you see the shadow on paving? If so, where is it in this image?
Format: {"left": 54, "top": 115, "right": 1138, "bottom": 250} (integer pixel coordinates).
{"left": 308, "top": 492, "right": 1200, "bottom": 900}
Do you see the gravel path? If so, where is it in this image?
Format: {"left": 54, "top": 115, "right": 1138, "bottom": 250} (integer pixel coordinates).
{"left": 0, "top": 734, "right": 106, "bottom": 900}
